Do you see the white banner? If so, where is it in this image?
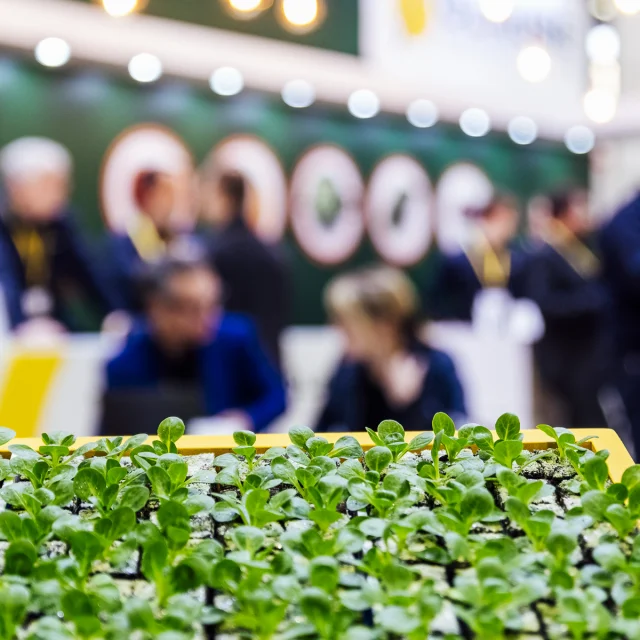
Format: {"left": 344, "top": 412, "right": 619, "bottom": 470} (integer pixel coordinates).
{"left": 360, "top": 0, "right": 588, "bottom": 119}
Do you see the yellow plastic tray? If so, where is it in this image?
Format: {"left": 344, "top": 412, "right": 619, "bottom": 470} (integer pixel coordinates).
{"left": 0, "top": 428, "right": 634, "bottom": 484}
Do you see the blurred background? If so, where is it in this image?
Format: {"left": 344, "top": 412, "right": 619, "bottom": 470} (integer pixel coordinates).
{"left": 0, "top": 0, "right": 639, "bottom": 457}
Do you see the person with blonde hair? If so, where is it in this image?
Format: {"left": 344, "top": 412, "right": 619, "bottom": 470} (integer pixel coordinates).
{"left": 316, "top": 266, "right": 466, "bottom": 432}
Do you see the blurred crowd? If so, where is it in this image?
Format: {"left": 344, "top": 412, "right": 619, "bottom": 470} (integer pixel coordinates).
{"left": 0, "top": 136, "right": 639, "bottom": 458}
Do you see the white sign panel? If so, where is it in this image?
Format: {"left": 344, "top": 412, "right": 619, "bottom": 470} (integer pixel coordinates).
{"left": 360, "top": 0, "right": 588, "bottom": 119}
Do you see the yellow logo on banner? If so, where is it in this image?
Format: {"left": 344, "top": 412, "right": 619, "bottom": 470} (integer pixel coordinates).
{"left": 399, "top": 0, "right": 432, "bottom": 36}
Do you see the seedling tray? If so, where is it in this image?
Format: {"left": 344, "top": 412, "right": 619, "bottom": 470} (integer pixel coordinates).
{"left": 0, "top": 418, "right": 637, "bottom": 640}
{"left": 1, "top": 428, "right": 633, "bottom": 481}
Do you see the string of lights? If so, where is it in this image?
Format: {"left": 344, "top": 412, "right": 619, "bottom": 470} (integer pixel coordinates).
{"left": 34, "top": 0, "right": 640, "bottom": 155}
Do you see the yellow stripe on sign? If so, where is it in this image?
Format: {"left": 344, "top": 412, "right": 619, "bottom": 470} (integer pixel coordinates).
{"left": 0, "top": 350, "right": 63, "bottom": 437}
{"left": 399, "top": 0, "right": 430, "bottom": 35}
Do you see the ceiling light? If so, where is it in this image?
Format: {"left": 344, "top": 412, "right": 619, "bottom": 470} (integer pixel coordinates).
{"left": 277, "top": 0, "right": 324, "bottom": 33}
{"left": 508, "top": 116, "right": 538, "bottom": 145}
{"left": 583, "top": 88, "right": 618, "bottom": 123}
{"left": 229, "top": 0, "right": 262, "bottom": 11}
{"left": 517, "top": 45, "right": 552, "bottom": 83}
{"left": 478, "top": 0, "right": 514, "bottom": 23}
{"left": 282, "top": 79, "right": 315, "bottom": 108}
{"left": 210, "top": 67, "right": 244, "bottom": 96}
{"left": 128, "top": 53, "right": 162, "bottom": 83}
{"left": 102, "top": 0, "right": 138, "bottom": 17}
{"left": 586, "top": 24, "right": 621, "bottom": 64}
{"left": 34, "top": 38, "right": 71, "bottom": 68}
{"left": 407, "top": 99, "right": 439, "bottom": 128}
{"left": 282, "top": 0, "right": 318, "bottom": 25}
{"left": 460, "top": 108, "right": 491, "bottom": 137}
{"left": 347, "top": 89, "right": 380, "bottom": 119}
{"left": 565, "top": 126, "right": 596, "bottom": 154}
{"left": 224, "top": 0, "right": 270, "bottom": 19}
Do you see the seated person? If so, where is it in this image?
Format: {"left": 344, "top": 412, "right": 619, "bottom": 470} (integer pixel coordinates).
{"left": 105, "top": 256, "right": 286, "bottom": 433}
{"left": 0, "top": 137, "right": 117, "bottom": 330}
{"left": 316, "top": 266, "right": 466, "bottom": 433}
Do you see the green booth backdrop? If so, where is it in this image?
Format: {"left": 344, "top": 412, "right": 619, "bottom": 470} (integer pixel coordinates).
{"left": 0, "top": 56, "right": 588, "bottom": 327}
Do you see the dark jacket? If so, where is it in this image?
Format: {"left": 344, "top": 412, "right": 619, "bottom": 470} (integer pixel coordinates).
{"left": 209, "top": 218, "right": 291, "bottom": 368}
{"left": 527, "top": 239, "right": 613, "bottom": 427}
{"left": 601, "top": 194, "right": 640, "bottom": 356}
{"left": 316, "top": 343, "right": 466, "bottom": 433}
{"left": 104, "top": 234, "right": 145, "bottom": 312}
{"left": 106, "top": 313, "right": 287, "bottom": 432}
{"left": 427, "top": 248, "right": 529, "bottom": 322}
{"left": 0, "top": 211, "right": 117, "bottom": 328}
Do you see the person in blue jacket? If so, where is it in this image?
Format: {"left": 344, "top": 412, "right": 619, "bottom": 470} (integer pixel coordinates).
{"left": 601, "top": 192, "right": 640, "bottom": 457}
{"left": 106, "top": 256, "right": 286, "bottom": 432}
{"left": 316, "top": 266, "right": 466, "bottom": 433}
{"left": 0, "top": 137, "right": 117, "bottom": 330}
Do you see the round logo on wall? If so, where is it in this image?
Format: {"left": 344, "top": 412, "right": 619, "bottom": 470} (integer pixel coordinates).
{"left": 290, "top": 145, "right": 365, "bottom": 265}
{"left": 204, "top": 135, "right": 288, "bottom": 244}
{"left": 100, "top": 124, "right": 195, "bottom": 234}
{"left": 435, "top": 162, "right": 494, "bottom": 255}
{"left": 366, "top": 154, "right": 433, "bottom": 266}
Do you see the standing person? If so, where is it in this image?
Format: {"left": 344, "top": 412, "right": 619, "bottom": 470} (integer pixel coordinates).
{"left": 206, "top": 172, "right": 291, "bottom": 368}
{"left": 0, "top": 137, "right": 117, "bottom": 331}
{"left": 428, "top": 195, "right": 528, "bottom": 321}
{"left": 107, "top": 169, "right": 199, "bottom": 312}
{"left": 601, "top": 192, "right": 640, "bottom": 457}
{"left": 528, "top": 190, "right": 613, "bottom": 428}
{"left": 316, "top": 266, "right": 466, "bottom": 433}
{"left": 105, "top": 257, "right": 286, "bottom": 433}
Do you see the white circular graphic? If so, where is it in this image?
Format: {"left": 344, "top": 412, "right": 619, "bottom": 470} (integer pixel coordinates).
{"left": 100, "top": 124, "right": 194, "bottom": 233}
{"left": 435, "top": 163, "right": 494, "bottom": 254}
{"left": 206, "top": 135, "right": 288, "bottom": 243}
{"left": 290, "top": 145, "right": 365, "bottom": 264}
{"left": 366, "top": 155, "right": 434, "bottom": 266}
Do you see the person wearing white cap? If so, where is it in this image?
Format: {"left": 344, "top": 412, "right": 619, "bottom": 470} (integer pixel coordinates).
{"left": 0, "top": 137, "right": 118, "bottom": 331}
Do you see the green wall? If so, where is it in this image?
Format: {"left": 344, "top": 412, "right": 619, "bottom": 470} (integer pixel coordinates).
{"left": 73, "top": 0, "right": 360, "bottom": 55}
{"left": 0, "top": 56, "right": 588, "bottom": 325}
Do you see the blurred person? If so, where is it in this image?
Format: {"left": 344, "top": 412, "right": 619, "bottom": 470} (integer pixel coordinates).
{"left": 316, "top": 266, "right": 466, "bottom": 432}
{"left": 108, "top": 169, "right": 199, "bottom": 311}
{"left": 427, "top": 194, "right": 528, "bottom": 322}
{"left": 105, "top": 256, "right": 286, "bottom": 432}
{"left": 0, "top": 137, "right": 117, "bottom": 331}
{"left": 528, "top": 190, "right": 613, "bottom": 428}
{"left": 205, "top": 171, "right": 291, "bottom": 368}
{"left": 601, "top": 192, "right": 640, "bottom": 456}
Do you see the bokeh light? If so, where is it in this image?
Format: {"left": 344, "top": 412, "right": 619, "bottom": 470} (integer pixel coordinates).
{"left": 282, "top": 79, "right": 315, "bottom": 108}
{"left": 229, "top": 0, "right": 262, "bottom": 11}
{"left": 35, "top": 38, "right": 72, "bottom": 68}
{"left": 406, "top": 99, "right": 439, "bottom": 128}
{"left": 586, "top": 24, "right": 621, "bottom": 64}
{"left": 615, "top": 0, "right": 640, "bottom": 14}
{"left": 564, "top": 125, "right": 596, "bottom": 154}
{"left": 459, "top": 108, "right": 491, "bottom": 137}
{"left": 210, "top": 67, "right": 244, "bottom": 96}
{"left": 281, "top": 0, "right": 319, "bottom": 27}
{"left": 348, "top": 89, "right": 380, "bottom": 119}
{"left": 583, "top": 88, "right": 618, "bottom": 123}
{"left": 508, "top": 116, "right": 538, "bottom": 145}
{"left": 102, "top": 0, "right": 138, "bottom": 17}
{"left": 128, "top": 53, "right": 163, "bottom": 83}
{"left": 478, "top": 0, "right": 514, "bottom": 23}
{"left": 517, "top": 45, "right": 552, "bottom": 83}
